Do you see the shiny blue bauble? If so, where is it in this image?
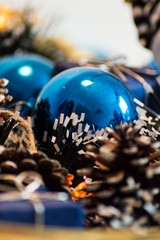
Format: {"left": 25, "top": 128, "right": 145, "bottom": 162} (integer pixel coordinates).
{"left": 33, "top": 67, "right": 137, "bottom": 136}
{"left": 0, "top": 54, "right": 54, "bottom": 104}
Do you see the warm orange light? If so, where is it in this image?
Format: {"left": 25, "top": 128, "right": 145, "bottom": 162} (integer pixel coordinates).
{"left": 0, "top": 5, "right": 38, "bottom": 32}
{"left": 72, "top": 182, "right": 93, "bottom": 200}
{"left": 0, "top": 6, "right": 13, "bottom": 31}
{"left": 66, "top": 174, "right": 74, "bottom": 186}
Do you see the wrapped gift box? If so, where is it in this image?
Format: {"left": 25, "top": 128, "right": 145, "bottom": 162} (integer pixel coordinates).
{"left": 0, "top": 192, "right": 85, "bottom": 227}
{"left": 123, "top": 72, "right": 160, "bottom": 112}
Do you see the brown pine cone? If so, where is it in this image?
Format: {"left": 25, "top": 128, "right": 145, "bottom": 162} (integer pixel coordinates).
{"left": 0, "top": 6, "right": 36, "bottom": 56}
{"left": 0, "top": 78, "right": 12, "bottom": 106}
{"left": 77, "top": 123, "right": 160, "bottom": 228}
{"left": 0, "top": 146, "right": 71, "bottom": 194}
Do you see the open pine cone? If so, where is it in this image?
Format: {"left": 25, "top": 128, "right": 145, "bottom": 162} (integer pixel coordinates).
{"left": 0, "top": 78, "right": 12, "bottom": 106}
{"left": 0, "top": 146, "right": 72, "bottom": 194}
{"left": 0, "top": 5, "right": 36, "bottom": 56}
{"left": 77, "top": 123, "right": 160, "bottom": 228}
{"left": 0, "top": 5, "right": 89, "bottom": 62}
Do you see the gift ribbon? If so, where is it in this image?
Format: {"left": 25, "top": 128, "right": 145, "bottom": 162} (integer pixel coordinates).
{"left": 80, "top": 56, "right": 160, "bottom": 108}
{"left": 0, "top": 171, "right": 69, "bottom": 227}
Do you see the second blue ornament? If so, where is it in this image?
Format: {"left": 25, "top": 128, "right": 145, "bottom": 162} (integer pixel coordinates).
{"left": 0, "top": 54, "right": 54, "bottom": 104}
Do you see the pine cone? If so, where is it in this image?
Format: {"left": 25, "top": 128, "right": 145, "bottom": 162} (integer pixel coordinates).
{"left": 0, "top": 78, "right": 12, "bottom": 106}
{"left": 77, "top": 123, "right": 160, "bottom": 228}
{"left": 0, "top": 6, "right": 36, "bottom": 56}
{"left": 134, "top": 105, "right": 160, "bottom": 141}
{"left": 0, "top": 146, "right": 71, "bottom": 194}
{"left": 84, "top": 123, "right": 158, "bottom": 173}
{"left": 0, "top": 5, "right": 87, "bottom": 62}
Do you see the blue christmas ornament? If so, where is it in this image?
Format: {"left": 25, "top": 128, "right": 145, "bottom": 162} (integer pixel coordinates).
{"left": 33, "top": 67, "right": 137, "bottom": 140}
{"left": 0, "top": 54, "right": 54, "bottom": 104}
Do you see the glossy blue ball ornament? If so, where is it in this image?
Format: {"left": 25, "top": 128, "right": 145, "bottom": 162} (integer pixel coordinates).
{"left": 0, "top": 54, "right": 53, "bottom": 104}
{"left": 33, "top": 67, "right": 137, "bottom": 138}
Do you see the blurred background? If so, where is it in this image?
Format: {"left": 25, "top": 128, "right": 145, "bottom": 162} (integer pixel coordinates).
{"left": 0, "top": 0, "right": 153, "bottom": 66}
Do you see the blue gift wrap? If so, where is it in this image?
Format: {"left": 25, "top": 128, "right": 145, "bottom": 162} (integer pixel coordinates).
{"left": 0, "top": 193, "right": 85, "bottom": 227}
{"left": 123, "top": 72, "right": 160, "bottom": 111}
